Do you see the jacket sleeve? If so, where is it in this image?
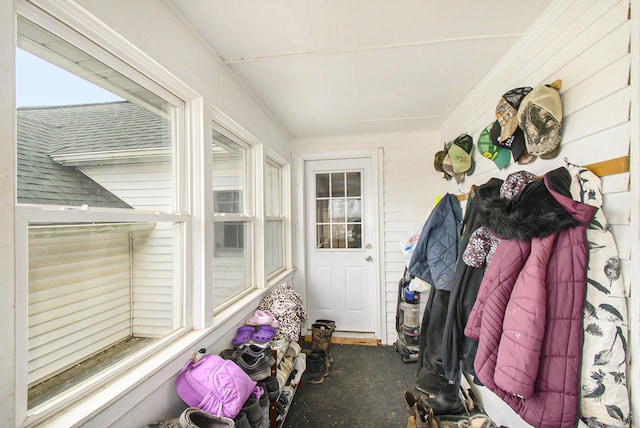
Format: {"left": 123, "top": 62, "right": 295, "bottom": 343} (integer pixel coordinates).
{"left": 494, "top": 235, "right": 556, "bottom": 399}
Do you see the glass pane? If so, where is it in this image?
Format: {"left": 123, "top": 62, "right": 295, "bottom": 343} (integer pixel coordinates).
{"left": 347, "top": 223, "right": 362, "bottom": 248}
{"left": 265, "top": 220, "right": 284, "bottom": 275}
{"left": 27, "top": 221, "right": 178, "bottom": 408}
{"left": 16, "top": 18, "right": 175, "bottom": 212}
{"left": 265, "top": 161, "right": 281, "bottom": 217}
{"left": 212, "top": 130, "right": 246, "bottom": 214}
{"left": 332, "top": 224, "right": 346, "bottom": 249}
{"left": 346, "top": 172, "right": 361, "bottom": 197}
{"left": 213, "top": 221, "right": 251, "bottom": 307}
{"left": 330, "top": 199, "right": 346, "bottom": 222}
{"left": 331, "top": 173, "right": 345, "bottom": 197}
{"left": 315, "top": 173, "right": 329, "bottom": 198}
{"left": 347, "top": 199, "right": 361, "bottom": 222}
{"left": 316, "top": 200, "right": 329, "bottom": 223}
{"left": 316, "top": 224, "right": 330, "bottom": 249}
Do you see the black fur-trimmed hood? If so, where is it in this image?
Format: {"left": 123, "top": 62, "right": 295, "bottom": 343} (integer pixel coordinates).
{"left": 477, "top": 167, "right": 580, "bottom": 241}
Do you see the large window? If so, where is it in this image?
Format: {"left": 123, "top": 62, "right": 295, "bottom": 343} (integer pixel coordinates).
{"left": 265, "top": 157, "right": 285, "bottom": 277}
{"left": 212, "top": 129, "right": 253, "bottom": 309}
{"left": 15, "top": 11, "right": 187, "bottom": 419}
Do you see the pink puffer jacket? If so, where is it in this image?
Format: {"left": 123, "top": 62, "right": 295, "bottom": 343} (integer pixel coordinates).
{"left": 465, "top": 172, "right": 596, "bottom": 428}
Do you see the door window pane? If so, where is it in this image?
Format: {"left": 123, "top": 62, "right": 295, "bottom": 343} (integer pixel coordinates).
{"left": 315, "top": 173, "right": 329, "bottom": 198}
{"left": 330, "top": 173, "right": 345, "bottom": 197}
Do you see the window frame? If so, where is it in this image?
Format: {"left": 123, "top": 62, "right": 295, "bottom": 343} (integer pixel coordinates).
{"left": 13, "top": 1, "right": 203, "bottom": 424}
{"left": 211, "top": 119, "right": 256, "bottom": 313}
{"left": 265, "top": 154, "right": 288, "bottom": 278}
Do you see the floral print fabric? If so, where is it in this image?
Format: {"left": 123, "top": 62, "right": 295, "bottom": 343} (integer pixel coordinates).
{"left": 462, "top": 226, "right": 500, "bottom": 268}
{"left": 567, "top": 165, "right": 630, "bottom": 427}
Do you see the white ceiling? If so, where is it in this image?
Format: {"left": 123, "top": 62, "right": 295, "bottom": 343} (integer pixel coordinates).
{"left": 167, "top": 1, "right": 553, "bottom": 138}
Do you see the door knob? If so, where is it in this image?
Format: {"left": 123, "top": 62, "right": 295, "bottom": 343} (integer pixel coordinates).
{"left": 365, "top": 256, "right": 373, "bottom": 262}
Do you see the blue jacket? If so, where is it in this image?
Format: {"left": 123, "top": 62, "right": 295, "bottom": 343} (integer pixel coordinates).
{"left": 407, "top": 193, "right": 462, "bottom": 291}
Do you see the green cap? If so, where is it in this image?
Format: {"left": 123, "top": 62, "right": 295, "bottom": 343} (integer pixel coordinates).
{"left": 478, "top": 123, "right": 510, "bottom": 170}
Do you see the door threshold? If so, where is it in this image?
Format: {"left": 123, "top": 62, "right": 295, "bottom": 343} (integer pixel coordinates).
{"left": 303, "top": 330, "right": 380, "bottom": 346}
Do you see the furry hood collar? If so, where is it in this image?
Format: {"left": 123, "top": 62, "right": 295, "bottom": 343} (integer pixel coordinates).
{"left": 477, "top": 167, "right": 580, "bottom": 241}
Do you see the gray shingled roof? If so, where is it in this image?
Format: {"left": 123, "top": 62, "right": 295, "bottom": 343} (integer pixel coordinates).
{"left": 19, "top": 101, "right": 170, "bottom": 155}
{"left": 17, "top": 101, "right": 169, "bottom": 208}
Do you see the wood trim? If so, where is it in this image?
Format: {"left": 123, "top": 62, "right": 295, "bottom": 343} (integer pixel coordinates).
{"left": 581, "top": 155, "right": 630, "bottom": 177}
{"left": 303, "top": 335, "right": 380, "bottom": 346}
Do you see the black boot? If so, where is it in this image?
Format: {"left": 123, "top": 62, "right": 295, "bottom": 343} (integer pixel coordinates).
{"left": 306, "top": 350, "right": 326, "bottom": 384}
{"left": 420, "top": 382, "right": 466, "bottom": 415}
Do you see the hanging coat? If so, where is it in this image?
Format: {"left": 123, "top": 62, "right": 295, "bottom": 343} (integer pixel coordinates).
{"left": 441, "top": 178, "right": 503, "bottom": 381}
{"left": 407, "top": 193, "right": 462, "bottom": 291}
{"left": 568, "top": 165, "right": 631, "bottom": 427}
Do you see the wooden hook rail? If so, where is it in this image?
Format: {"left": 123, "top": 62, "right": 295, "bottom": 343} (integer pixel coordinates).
{"left": 456, "top": 155, "right": 630, "bottom": 201}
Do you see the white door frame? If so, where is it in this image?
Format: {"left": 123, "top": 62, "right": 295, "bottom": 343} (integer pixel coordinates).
{"left": 293, "top": 149, "right": 385, "bottom": 341}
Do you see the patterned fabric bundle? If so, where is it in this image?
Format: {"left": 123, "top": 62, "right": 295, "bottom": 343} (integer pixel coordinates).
{"left": 258, "top": 283, "right": 307, "bottom": 342}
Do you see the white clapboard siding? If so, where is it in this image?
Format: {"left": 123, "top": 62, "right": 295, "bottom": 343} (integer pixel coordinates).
{"left": 28, "top": 231, "right": 132, "bottom": 386}
{"left": 439, "top": 1, "right": 632, "bottom": 426}
{"left": 86, "top": 163, "right": 177, "bottom": 338}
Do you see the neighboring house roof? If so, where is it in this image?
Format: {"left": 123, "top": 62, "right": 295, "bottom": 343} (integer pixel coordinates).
{"left": 17, "top": 100, "right": 168, "bottom": 208}
{"left": 19, "top": 101, "right": 169, "bottom": 155}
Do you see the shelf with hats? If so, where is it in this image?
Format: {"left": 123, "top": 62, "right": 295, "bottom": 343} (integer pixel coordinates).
{"left": 455, "top": 155, "right": 630, "bottom": 201}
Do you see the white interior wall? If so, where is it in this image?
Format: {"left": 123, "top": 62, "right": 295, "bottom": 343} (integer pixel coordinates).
{"left": 439, "top": 0, "right": 637, "bottom": 426}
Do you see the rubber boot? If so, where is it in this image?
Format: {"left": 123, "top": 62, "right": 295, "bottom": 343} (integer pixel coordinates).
{"left": 306, "top": 350, "right": 326, "bottom": 384}
{"left": 420, "top": 381, "right": 466, "bottom": 416}
{"left": 311, "top": 322, "right": 334, "bottom": 366}
{"left": 314, "top": 320, "right": 335, "bottom": 364}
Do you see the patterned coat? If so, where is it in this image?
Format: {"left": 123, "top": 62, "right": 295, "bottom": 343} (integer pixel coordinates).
{"left": 568, "top": 165, "right": 630, "bottom": 427}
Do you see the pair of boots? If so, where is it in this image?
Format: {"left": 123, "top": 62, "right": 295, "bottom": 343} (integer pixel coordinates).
{"left": 404, "top": 391, "right": 436, "bottom": 428}
{"left": 308, "top": 319, "right": 335, "bottom": 384}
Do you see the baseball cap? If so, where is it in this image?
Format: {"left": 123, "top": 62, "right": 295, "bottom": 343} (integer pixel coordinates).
{"left": 489, "top": 120, "right": 532, "bottom": 164}
{"left": 517, "top": 84, "right": 563, "bottom": 159}
{"left": 434, "top": 145, "right": 450, "bottom": 180}
{"left": 447, "top": 134, "right": 475, "bottom": 175}
{"left": 442, "top": 152, "right": 465, "bottom": 184}
{"left": 495, "top": 87, "right": 532, "bottom": 142}
{"left": 478, "top": 122, "right": 510, "bottom": 170}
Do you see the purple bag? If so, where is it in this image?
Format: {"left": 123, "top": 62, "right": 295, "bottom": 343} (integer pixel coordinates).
{"left": 176, "top": 353, "right": 257, "bottom": 419}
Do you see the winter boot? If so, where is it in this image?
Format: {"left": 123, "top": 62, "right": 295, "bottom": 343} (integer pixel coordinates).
{"left": 420, "top": 381, "right": 466, "bottom": 416}
{"left": 240, "top": 396, "right": 264, "bottom": 428}
{"left": 311, "top": 322, "right": 334, "bottom": 365}
{"left": 306, "top": 350, "right": 326, "bottom": 384}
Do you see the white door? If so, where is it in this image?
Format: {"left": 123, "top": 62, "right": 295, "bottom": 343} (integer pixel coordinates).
{"left": 304, "top": 157, "right": 376, "bottom": 333}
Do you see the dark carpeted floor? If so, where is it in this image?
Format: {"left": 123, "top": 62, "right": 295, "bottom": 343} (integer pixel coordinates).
{"left": 281, "top": 343, "right": 418, "bottom": 427}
